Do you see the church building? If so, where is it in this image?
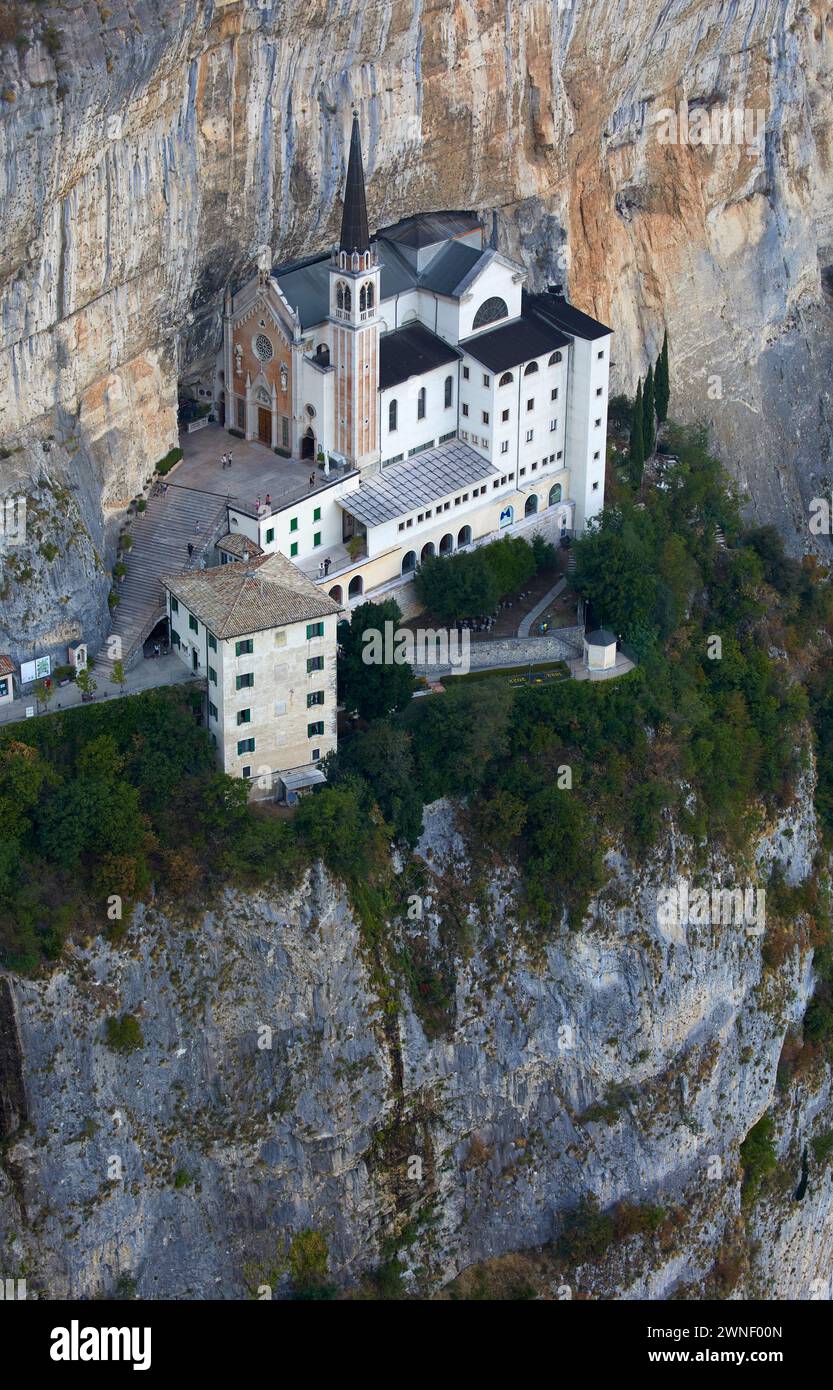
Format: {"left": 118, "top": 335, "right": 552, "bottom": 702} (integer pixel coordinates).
{"left": 216, "top": 113, "right": 611, "bottom": 610}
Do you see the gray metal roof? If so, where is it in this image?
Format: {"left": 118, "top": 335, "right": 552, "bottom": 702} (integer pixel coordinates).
{"left": 339, "top": 439, "right": 499, "bottom": 528}
{"left": 274, "top": 222, "right": 491, "bottom": 329}
{"left": 273, "top": 255, "right": 330, "bottom": 331}
{"left": 417, "top": 241, "right": 484, "bottom": 295}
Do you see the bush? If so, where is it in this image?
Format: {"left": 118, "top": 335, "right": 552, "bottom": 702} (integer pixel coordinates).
{"left": 739, "top": 1111, "right": 778, "bottom": 1207}
{"left": 155, "top": 447, "right": 183, "bottom": 476}
{"left": 288, "top": 1230, "right": 335, "bottom": 1300}
{"left": 558, "top": 1195, "right": 615, "bottom": 1263}
{"left": 104, "top": 1013, "right": 144, "bottom": 1053}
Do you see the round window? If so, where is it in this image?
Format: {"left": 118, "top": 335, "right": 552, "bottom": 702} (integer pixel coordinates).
{"left": 254, "top": 334, "right": 273, "bottom": 362}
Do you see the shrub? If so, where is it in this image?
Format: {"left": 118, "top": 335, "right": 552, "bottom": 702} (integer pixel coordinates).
{"left": 104, "top": 1013, "right": 143, "bottom": 1053}
{"left": 288, "top": 1230, "right": 335, "bottom": 1300}
{"left": 557, "top": 1195, "right": 614, "bottom": 1263}
{"left": 155, "top": 447, "right": 183, "bottom": 476}
{"left": 739, "top": 1111, "right": 777, "bottom": 1207}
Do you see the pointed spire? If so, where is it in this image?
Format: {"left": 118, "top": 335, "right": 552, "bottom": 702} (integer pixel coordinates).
{"left": 339, "top": 111, "right": 370, "bottom": 256}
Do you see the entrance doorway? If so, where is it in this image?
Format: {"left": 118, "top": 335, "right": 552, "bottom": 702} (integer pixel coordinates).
{"left": 192, "top": 649, "right": 199, "bottom": 672}
{"left": 302, "top": 427, "right": 316, "bottom": 460}
{"left": 258, "top": 407, "right": 271, "bottom": 445}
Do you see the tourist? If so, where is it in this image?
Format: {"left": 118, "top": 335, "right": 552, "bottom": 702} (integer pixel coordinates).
{"left": 264, "top": 493, "right": 271, "bottom": 509}
{"left": 227, "top": 451, "right": 233, "bottom": 469}
{"left": 309, "top": 471, "right": 315, "bottom": 488}
{"left": 187, "top": 542, "right": 194, "bottom": 558}
{"left": 323, "top": 556, "right": 331, "bottom": 575}
{"left": 220, "top": 452, "right": 227, "bottom": 469}
{"left": 255, "top": 495, "right": 261, "bottom": 512}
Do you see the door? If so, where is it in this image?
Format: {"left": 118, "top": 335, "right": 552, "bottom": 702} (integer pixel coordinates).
{"left": 258, "top": 407, "right": 271, "bottom": 445}
{"left": 192, "top": 649, "right": 199, "bottom": 672}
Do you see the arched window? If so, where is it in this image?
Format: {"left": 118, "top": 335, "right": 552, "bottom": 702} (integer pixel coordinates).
{"left": 359, "top": 281, "right": 375, "bottom": 312}
{"left": 329, "top": 585, "right": 343, "bottom": 604}
{"left": 336, "top": 281, "right": 351, "bottom": 312}
{"left": 417, "top": 387, "right": 426, "bottom": 421}
{"left": 498, "top": 371, "right": 514, "bottom": 387}
{"left": 549, "top": 351, "right": 563, "bottom": 365}
{"left": 401, "top": 550, "right": 416, "bottom": 574}
{"left": 348, "top": 574, "right": 364, "bottom": 599}
{"left": 421, "top": 542, "right": 435, "bottom": 563}
{"left": 444, "top": 375, "right": 453, "bottom": 408}
{"left": 457, "top": 525, "right": 472, "bottom": 547}
{"left": 525, "top": 494, "right": 538, "bottom": 516}
{"left": 548, "top": 483, "right": 562, "bottom": 507}
{"left": 389, "top": 399, "right": 398, "bottom": 432}
{"left": 439, "top": 533, "right": 454, "bottom": 554}
{"left": 472, "top": 296, "right": 509, "bottom": 330}
{"left": 523, "top": 361, "right": 539, "bottom": 376}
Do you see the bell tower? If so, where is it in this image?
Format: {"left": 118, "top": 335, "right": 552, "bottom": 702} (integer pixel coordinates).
{"left": 329, "top": 112, "right": 381, "bottom": 476}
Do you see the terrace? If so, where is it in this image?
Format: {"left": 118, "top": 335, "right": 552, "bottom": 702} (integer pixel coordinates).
{"left": 175, "top": 423, "right": 357, "bottom": 517}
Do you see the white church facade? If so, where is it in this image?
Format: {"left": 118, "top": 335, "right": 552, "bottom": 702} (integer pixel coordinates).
{"left": 215, "top": 114, "right": 611, "bottom": 610}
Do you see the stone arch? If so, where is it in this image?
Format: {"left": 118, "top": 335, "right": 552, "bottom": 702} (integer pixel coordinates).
{"left": 420, "top": 541, "right": 435, "bottom": 563}
{"left": 348, "top": 574, "right": 364, "bottom": 599}
{"left": 457, "top": 524, "right": 472, "bottom": 547}
{"left": 548, "top": 483, "right": 562, "bottom": 507}
{"left": 328, "top": 585, "right": 343, "bottom": 604}
{"left": 439, "top": 533, "right": 454, "bottom": 554}
{"left": 525, "top": 494, "right": 538, "bottom": 516}
{"left": 401, "top": 550, "right": 416, "bottom": 574}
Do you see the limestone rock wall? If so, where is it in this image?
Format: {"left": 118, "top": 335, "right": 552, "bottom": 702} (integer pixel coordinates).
{"left": 0, "top": 791, "right": 830, "bottom": 1299}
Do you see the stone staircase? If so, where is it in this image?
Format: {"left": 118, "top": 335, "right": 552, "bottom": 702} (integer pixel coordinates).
{"left": 93, "top": 485, "right": 227, "bottom": 675}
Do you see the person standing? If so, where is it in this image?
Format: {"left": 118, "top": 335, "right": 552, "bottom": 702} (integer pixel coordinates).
{"left": 187, "top": 542, "right": 194, "bottom": 558}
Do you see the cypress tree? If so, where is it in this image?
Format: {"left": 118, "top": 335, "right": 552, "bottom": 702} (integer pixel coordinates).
{"left": 643, "top": 363, "right": 655, "bottom": 455}
{"left": 630, "top": 379, "right": 645, "bottom": 486}
{"left": 655, "top": 330, "right": 670, "bottom": 423}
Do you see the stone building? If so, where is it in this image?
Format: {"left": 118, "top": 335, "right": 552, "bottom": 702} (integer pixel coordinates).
{"left": 161, "top": 551, "right": 340, "bottom": 798}
{"left": 216, "top": 113, "right": 612, "bottom": 611}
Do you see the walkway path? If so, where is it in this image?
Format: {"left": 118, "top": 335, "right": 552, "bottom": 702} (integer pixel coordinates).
{"left": 517, "top": 576, "right": 568, "bottom": 638}
{"left": 1, "top": 655, "right": 203, "bottom": 728}
{"left": 92, "top": 486, "right": 226, "bottom": 676}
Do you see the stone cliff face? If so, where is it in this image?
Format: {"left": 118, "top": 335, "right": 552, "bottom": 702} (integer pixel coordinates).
{"left": 1, "top": 793, "right": 830, "bottom": 1299}
{"left": 2, "top": 0, "right": 833, "bottom": 655}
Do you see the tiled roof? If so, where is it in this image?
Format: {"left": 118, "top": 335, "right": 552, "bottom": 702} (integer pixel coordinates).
{"left": 162, "top": 551, "right": 339, "bottom": 639}
{"left": 217, "top": 532, "right": 263, "bottom": 559}
{"left": 379, "top": 323, "right": 460, "bottom": 390}
{"left": 0, "top": 655, "right": 15, "bottom": 677}
{"left": 340, "top": 438, "right": 499, "bottom": 528}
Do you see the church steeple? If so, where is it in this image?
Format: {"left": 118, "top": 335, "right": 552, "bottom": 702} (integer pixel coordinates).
{"left": 339, "top": 112, "right": 370, "bottom": 255}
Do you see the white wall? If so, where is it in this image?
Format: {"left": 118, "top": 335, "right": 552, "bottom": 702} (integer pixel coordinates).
{"left": 565, "top": 332, "right": 611, "bottom": 531}
{"left": 379, "top": 361, "right": 457, "bottom": 464}
{"left": 457, "top": 259, "right": 523, "bottom": 340}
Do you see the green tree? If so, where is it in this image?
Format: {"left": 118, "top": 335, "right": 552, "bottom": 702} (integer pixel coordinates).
{"left": 75, "top": 668, "right": 97, "bottom": 698}
{"left": 34, "top": 677, "right": 54, "bottom": 712}
{"left": 339, "top": 599, "right": 414, "bottom": 720}
{"left": 329, "top": 722, "right": 423, "bottom": 846}
{"left": 655, "top": 330, "right": 670, "bottom": 422}
{"left": 642, "top": 362, "right": 655, "bottom": 456}
{"left": 110, "top": 659, "right": 127, "bottom": 694}
{"left": 629, "top": 380, "right": 645, "bottom": 486}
